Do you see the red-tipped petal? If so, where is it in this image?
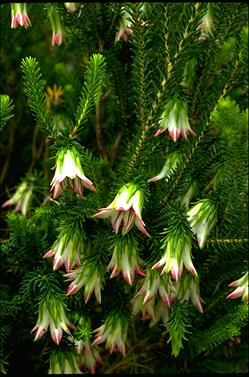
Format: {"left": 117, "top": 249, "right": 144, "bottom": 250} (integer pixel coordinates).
{"left": 135, "top": 266, "right": 146, "bottom": 276}
{"left": 66, "top": 283, "right": 79, "bottom": 296}
{"left": 43, "top": 249, "right": 54, "bottom": 258}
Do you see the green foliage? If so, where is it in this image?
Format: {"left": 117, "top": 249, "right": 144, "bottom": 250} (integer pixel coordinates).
{"left": 21, "top": 57, "right": 52, "bottom": 135}
{"left": 0, "top": 95, "right": 14, "bottom": 132}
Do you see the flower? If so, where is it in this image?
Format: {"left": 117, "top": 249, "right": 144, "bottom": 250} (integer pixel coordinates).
{"left": 75, "top": 339, "right": 103, "bottom": 374}
{"left": 92, "top": 313, "right": 128, "bottom": 355}
{"left": 93, "top": 183, "right": 148, "bottom": 236}
{"left": 2, "top": 177, "right": 34, "bottom": 216}
{"left": 115, "top": 9, "right": 132, "bottom": 42}
{"left": 31, "top": 296, "right": 75, "bottom": 345}
{"left": 50, "top": 147, "right": 95, "bottom": 198}
{"left": 148, "top": 150, "right": 183, "bottom": 183}
{"left": 134, "top": 269, "right": 176, "bottom": 307}
{"left": 64, "top": 3, "right": 78, "bottom": 13}
{"left": 155, "top": 100, "right": 195, "bottom": 142}
{"left": 65, "top": 262, "right": 104, "bottom": 304}
{"left": 43, "top": 230, "right": 84, "bottom": 271}
{"left": 131, "top": 292, "right": 156, "bottom": 320}
{"left": 149, "top": 300, "right": 170, "bottom": 328}
{"left": 198, "top": 4, "right": 213, "bottom": 40}
{"left": 45, "top": 84, "right": 64, "bottom": 109}
{"left": 187, "top": 198, "right": 217, "bottom": 249}
{"left": 108, "top": 236, "right": 145, "bottom": 285}
{"left": 175, "top": 272, "right": 204, "bottom": 313}
{"left": 152, "top": 231, "right": 197, "bottom": 281}
{"left": 226, "top": 272, "right": 248, "bottom": 304}
{"left": 11, "top": 3, "right": 31, "bottom": 29}
{"left": 48, "top": 349, "right": 82, "bottom": 374}
{"left": 48, "top": 6, "right": 64, "bottom": 46}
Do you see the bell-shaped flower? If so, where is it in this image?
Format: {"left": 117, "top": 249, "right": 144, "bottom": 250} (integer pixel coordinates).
{"left": 48, "top": 348, "right": 82, "bottom": 374}
{"left": 175, "top": 272, "right": 204, "bottom": 313}
{"left": 75, "top": 339, "right": 104, "bottom": 374}
{"left": 92, "top": 313, "right": 128, "bottom": 356}
{"left": 115, "top": 8, "right": 132, "bottom": 42}
{"left": 187, "top": 198, "right": 217, "bottom": 249}
{"left": 155, "top": 100, "right": 195, "bottom": 142}
{"left": 226, "top": 272, "right": 248, "bottom": 304}
{"left": 48, "top": 6, "right": 65, "bottom": 46}
{"left": 64, "top": 3, "right": 78, "bottom": 12}
{"left": 108, "top": 236, "right": 145, "bottom": 285}
{"left": 50, "top": 147, "right": 95, "bottom": 198}
{"left": 43, "top": 230, "right": 84, "bottom": 271}
{"left": 93, "top": 183, "right": 148, "bottom": 236}
{"left": 65, "top": 262, "right": 104, "bottom": 304}
{"left": 149, "top": 300, "right": 170, "bottom": 328}
{"left": 148, "top": 150, "right": 183, "bottom": 183}
{"left": 131, "top": 291, "right": 156, "bottom": 321}
{"left": 31, "top": 296, "right": 75, "bottom": 345}
{"left": 135, "top": 269, "right": 176, "bottom": 307}
{"left": 152, "top": 231, "right": 197, "bottom": 281}
{"left": 2, "top": 178, "right": 34, "bottom": 216}
{"left": 11, "top": 3, "right": 31, "bottom": 29}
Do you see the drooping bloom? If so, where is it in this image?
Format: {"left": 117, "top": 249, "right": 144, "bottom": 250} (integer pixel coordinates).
{"left": 92, "top": 313, "right": 128, "bottom": 356}
{"left": 180, "top": 180, "right": 199, "bottom": 208}
{"left": 198, "top": 3, "right": 213, "bottom": 40}
{"left": 226, "top": 272, "right": 248, "bottom": 304}
{"left": 48, "top": 6, "right": 65, "bottom": 46}
{"left": 75, "top": 339, "right": 104, "bottom": 374}
{"left": 71, "top": 314, "right": 104, "bottom": 374}
{"left": 187, "top": 198, "right": 217, "bottom": 249}
{"left": 11, "top": 3, "right": 31, "bottom": 29}
{"left": 148, "top": 150, "right": 183, "bottom": 183}
{"left": 31, "top": 296, "right": 75, "bottom": 345}
{"left": 149, "top": 300, "right": 170, "bottom": 328}
{"left": 152, "top": 229, "right": 197, "bottom": 281}
{"left": 155, "top": 99, "right": 196, "bottom": 142}
{"left": 115, "top": 8, "right": 132, "bottom": 42}
{"left": 50, "top": 147, "right": 95, "bottom": 198}
{"left": 108, "top": 235, "right": 145, "bottom": 285}
{"left": 93, "top": 183, "right": 149, "bottom": 236}
{"left": 175, "top": 272, "right": 204, "bottom": 313}
{"left": 48, "top": 348, "right": 82, "bottom": 374}
{"left": 2, "top": 177, "right": 34, "bottom": 216}
{"left": 43, "top": 230, "right": 84, "bottom": 271}
{"left": 135, "top": 269, "right": 176, "bottom": 307}
{"left": 65, "top": 261, "right": 104, "bottom": 304}
{"left": 64, "top": 3, "right": 78, "bottom": 12}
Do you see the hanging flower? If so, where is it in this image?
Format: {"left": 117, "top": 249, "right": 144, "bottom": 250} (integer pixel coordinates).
{"left": 2, "top": 176, "right": 34, "bottom": 216}
{"left": 187, "top": 198, "right": 217, "bottom": 249}
{"left": 155, "top": 99, "right": 195, "bottom": 142}
{"left": 43, "top": 230, "right": 84, "bottom": 271}
{"left": 149, "top": 300, "right": 170, "bottom": 328}
{"left": 11, "top": 3, "right": 31, "bottom": 29}
{"left": 148, "top": 150, "right": 183, "bottom": 183}
{"left": 93, "top": 183, "right": 149, "bottom": 236}
{"left": 50, "top": 147, "right": 95, "bottom": 198}
{"left": 108, "top": 235, "right": 145, "bottom": 285}
{"left": 175, "top": 272, "right": 204, "bottom": 313}
{"left": 134, "top": 269, "right": 176, "bottom": 307}
{"left": 115, "top": 8, "right": 132, "bottom": 42}
{"left": 92, "top": 313, "right": 128, "bottom": 356}
{"left": 226, "top": 272, "right": 248, "bottom": 304}
{"left": 152, "top": 229, "right": 197, "bottom": 281}
{"left": 198, "top": 3, "right": 213, "bottom": 40}
{"left": 48, "top": 6, "right": 65, "bottom": 46}
{"left": 75, "top": 339, "right": 103, "bottom": 374}
{"left": 31, "top": 296, "right": 75, "bottom": 345}
{"left": 131, "top": 291, "right": 156, "bottom": 321}
{"left": 48, "top": 348, "right": 82, "bottom": 374}
{"left": 64, "top": 3, "right": 78, "bottom": 13}
{"left": 65, "top": 261, "right": 104, "bottom": 304}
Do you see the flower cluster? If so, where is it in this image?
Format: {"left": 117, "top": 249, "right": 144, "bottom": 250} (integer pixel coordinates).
{"left": 65, "top": 261, "right": 104, "bottom": 304}
{"left": 93, "top": 313, "right": 128, "bottom": 355}
{"left": 43, "top": 230, "right": 84, "bottom": 271}
{"left": 93, "top": 182, "right": 148, "bottom": 236}
{"left": 2, "top": 176, "right": 35, "bottom": 216}
{"left": 50, "top": 147, "right": 95, "bottom": 198}
{"left": 155, "top": 99, "right": 195, "bottom": 142}
{"left": 11, "top": 3, "right": 31, "bottom": 29}
{"left": 108, "top": 235, "right": 145, "bottom": 285}
{"left": 226, "top": 272, "right": 248, "bottom": 304}
{"left": 152, "top": 229, "right": 197, "bottom": 281}
{"left": 187, "top": 198, "right": 217, "bottom": 249}
{"left": 31, "top": 296, "right": 75, "bottom": 345}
